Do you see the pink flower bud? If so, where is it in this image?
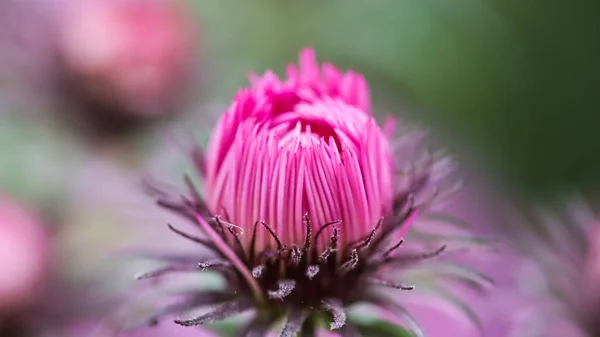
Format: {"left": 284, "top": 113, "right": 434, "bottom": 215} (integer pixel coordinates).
{"left": 57, "top": 0, "right": 196, "bottom": 119}
{"left": 0, "top": 197, "right": 48, "bottom": 312}
{"left": 136, "top": 48, "right": 462, "bottom": 336}
{"left": 205, "top": 48, "right": 396, "bottom": 251}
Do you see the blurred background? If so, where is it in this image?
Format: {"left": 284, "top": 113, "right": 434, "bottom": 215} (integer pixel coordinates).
{"left": 1, "top": 0, "right": 599, "bottom": 336}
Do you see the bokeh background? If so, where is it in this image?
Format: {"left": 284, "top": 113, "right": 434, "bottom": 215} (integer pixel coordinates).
{"left": 1, "top": 0, "right": 599, "bottom": 336}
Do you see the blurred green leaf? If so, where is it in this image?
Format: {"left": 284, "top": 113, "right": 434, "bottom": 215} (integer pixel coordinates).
{"left": 187, "top": 0, "right": 600, "bottom": 195}
{"left": 206, "top": 316, "right": 248, "bottom": 337}
{"left": 355, "top": 319, "right": 415, "bottom": 337}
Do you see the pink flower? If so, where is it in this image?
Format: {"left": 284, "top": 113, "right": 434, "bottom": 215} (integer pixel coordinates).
{"left": 0, "top": 196, "right": 48, "bottom": 313}
{"left": 487, "top": 198, "right": 598, "bottom": 337}
{"left": 205, "top": 48, "right": 396, "bottom": 251}
{"left": 136, "top": 48, "right": 468, "bottom": 336}
{"left": 55, "top": 0, "right": 196, "bottom": 131}
{"left": 585, "top": 217, "right": 600, "bottom": 291}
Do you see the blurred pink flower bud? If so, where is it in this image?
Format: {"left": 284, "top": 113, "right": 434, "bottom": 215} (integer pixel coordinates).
{"left": 56, "top": 0, "right": 196, "bottom": 127}
{"left": 0, "top": 196, "right": 48, "bottom": 312}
